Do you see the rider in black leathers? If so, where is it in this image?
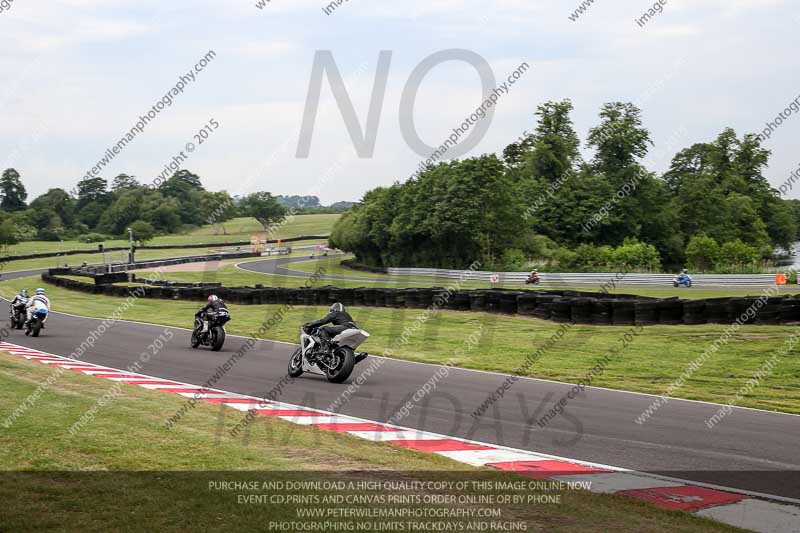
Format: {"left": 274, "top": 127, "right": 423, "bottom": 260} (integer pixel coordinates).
{"left": 195, "top": 295, "right": 230, "bottom": 333}
{"left": 304, "top": 302, "right": 357, "bottom": 350}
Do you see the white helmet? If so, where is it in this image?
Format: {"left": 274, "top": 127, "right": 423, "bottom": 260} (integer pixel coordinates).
{"left": 330, "top": 302, "right": 344, "bottom": 313}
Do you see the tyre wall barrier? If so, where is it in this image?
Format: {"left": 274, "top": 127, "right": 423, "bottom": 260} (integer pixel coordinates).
{"left": 40, "top": 273, "right": 800, "bottom": 325}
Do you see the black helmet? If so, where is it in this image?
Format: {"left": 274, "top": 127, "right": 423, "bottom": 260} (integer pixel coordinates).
{"left": 330, "top": 302, "right": 344, "bottom": 313}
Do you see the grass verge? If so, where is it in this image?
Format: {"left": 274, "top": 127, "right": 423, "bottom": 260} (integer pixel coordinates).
{"left": 0, "top": 353, "right": 739, "bottom": 532}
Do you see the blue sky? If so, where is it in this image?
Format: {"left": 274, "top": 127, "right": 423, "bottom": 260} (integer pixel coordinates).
{"left": 1, "top": 0, "right": 798, "bottom": 204}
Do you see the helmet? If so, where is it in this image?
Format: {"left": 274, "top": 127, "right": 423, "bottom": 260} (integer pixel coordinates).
{"left": 208, "top": 295, "right": 219, "bottom": 302}
{"left": 682, "top": 269, "right": 688, "bottom": 274}
{"left": 36, "top": 288, "right": 45, "bottom": 295}
{"left": 330, "top": 302, "right": 344, "bottom": 313}
{"left": 20, "top": 289, "right": 28, "bottom": 298}
{"left": 532, "top": 269, "right": 538, "bottom": 274}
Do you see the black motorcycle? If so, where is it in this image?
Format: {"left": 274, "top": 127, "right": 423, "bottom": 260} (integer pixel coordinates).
{"left": 191, "top": 310, "right": 230, "bottom": 351}
{"left": 9, "top": 300, "right": 27, "bottom": 329}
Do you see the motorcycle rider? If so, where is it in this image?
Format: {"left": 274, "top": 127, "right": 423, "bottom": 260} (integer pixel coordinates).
{"left": 195, "top": 295, "right": 229, "bottom": 334}
{"left": 10, "top": 288, "right": 29, "bottom": 314}
{"left": 304, "top": 302, "right": 357, "bottom": 351}
{"left": 25, "top": 288, "right": 50, "bottom": 333}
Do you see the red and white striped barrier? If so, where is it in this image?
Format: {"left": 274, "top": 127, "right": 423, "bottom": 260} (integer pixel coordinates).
{"left": 2, "top": 341, "right": 797, "bottom": 533}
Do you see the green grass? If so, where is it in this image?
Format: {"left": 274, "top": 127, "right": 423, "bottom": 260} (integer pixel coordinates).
{"left": 3, "top": 274, "right": 799, "bottom": 414}
{"left": 0, "top": 354, "right": 741, "bottom": 532}
{"left": 1, "top": 214, "right": 339, "bottom": 256}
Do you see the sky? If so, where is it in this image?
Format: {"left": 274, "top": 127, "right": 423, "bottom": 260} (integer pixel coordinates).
{"left": 0, "top": 0, "right": 798, "bottom": 205}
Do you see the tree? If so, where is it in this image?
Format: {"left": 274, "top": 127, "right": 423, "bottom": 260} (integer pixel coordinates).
{"left": 0, "top": 218, "right": 17, "bottom": 246}
{"left": 685, "top": 235, "right": 720, "bottom": 272}
{"left": 0, "top": 168, "right": 27, "bottom": 211}
{"left": 111, "top": 174, "right": 140, "bottom": 192}
{"left": 587, "top": 102, "right": 652, "bottom": 182}
{"left": 29, "top": 189, "right": 76, "bottom": 228}
{"left": 240, "top": 192, "right": 287, "bottom": 233}
{"left": 719, "top": 239, "right": 759, "bottom": 267}
{"left": 129, "top": 220, "right": 156, "bottom": 245}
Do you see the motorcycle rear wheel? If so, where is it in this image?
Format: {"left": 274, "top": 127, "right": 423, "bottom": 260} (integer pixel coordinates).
{"left": 211, "top": 327, "right": 226, "bottom": 352}
{"left": 325, "top": 346, "right": 355, "bottom": 384}
{"left": 287, "top": 348, "right": 304, "bottom": 378}
{"left": 31, "top": 319, "right": 42, "bottom": 337}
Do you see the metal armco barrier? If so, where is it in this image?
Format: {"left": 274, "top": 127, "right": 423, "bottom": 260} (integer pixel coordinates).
{"left": 384, "top": 268, "right": 784, "bottom": 288}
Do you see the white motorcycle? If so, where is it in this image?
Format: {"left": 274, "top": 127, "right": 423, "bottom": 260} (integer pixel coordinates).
{"left": 288, "top": 326, "right": 369, "bottom": 383}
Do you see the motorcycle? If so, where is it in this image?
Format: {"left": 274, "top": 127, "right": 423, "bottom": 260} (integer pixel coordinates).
{"left": 191, "top": 310, "right": 230, "bottom": 351}
{"left": 525, "top": 274, "right": 541, "bottom": 285}
{"left": 673, "top": 274, "right": 693, "bottom": 288}
{"left": 25, "top": 308, "right": 48, "bottom": 337}
{"left": 9, "top": 299, "right": 27, "bottom": 329}
{"left": 288, "top": 326, "right": 369, "bottom": 383}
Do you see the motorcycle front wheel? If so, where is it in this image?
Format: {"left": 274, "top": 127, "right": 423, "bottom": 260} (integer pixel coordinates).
{"left": 325, "top": 346, "right": 355, "bottom": 384}
{"left": 190, "top": 330, "right": 201, "bottom": 348}
{"left": 287, "top": 347, "right": 304, "bottom": 378}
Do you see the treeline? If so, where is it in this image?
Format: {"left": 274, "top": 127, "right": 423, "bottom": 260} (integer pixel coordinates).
{"left": 0, "top": 170, "right": 289, "bottom": 244}
{"left": 330, "top": 100, "right": 800, "bottom": 272}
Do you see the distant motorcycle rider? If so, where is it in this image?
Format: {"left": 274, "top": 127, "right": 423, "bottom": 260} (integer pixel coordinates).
{"left": 195, "top": 295, "right": 229, "bottom": 333}
{"left": 304, "top": 302, "right": 357, "bottom": 350}
{"left": 25, "top": 288, "right": 50, "bottom": 330}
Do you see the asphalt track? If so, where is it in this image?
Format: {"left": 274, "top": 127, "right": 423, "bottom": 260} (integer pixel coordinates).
{"left": 2, "top": 267, "right": 799, "bottom": 501}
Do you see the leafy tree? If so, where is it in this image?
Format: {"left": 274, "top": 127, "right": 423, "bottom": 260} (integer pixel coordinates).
{"left": 240, "top": 192, "right": 287, "bottom": 233}
{"left": 587, "top": 102, "right": 652, "bottom": 182}
{"left": 111, "top": 174, "right": 140, "bottom": 191}
{"left": 719, "top": 239, "right": 759, "bottom": 267}
{"left": 129, "top": 220, "right": 156, "bottom": 245}
{"left": 0, "top": 218, "right": 17, "bottom": 245}
{"left": 0, "top": 168, "right": 27, "bottom": 211}
{"left": 685, "top": 235, "right": 720, "bottom": 272}
{"left": 29, "top": 189, "right": 76, "bottom": 228}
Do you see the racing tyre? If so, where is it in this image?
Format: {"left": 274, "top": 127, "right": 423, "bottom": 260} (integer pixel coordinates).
{"left": 211, "top": 327, "right": 226, "bottom": 352}
{"left": 190, "top": 330, "right": 201, "bottom": 348}
{"left": 31, "top": 319, "right": 42, "bottom": 338}
{"left": 325, "top": 346, "right": 355, "bottom": 384}
{"left": 287, "top": 348, "right": 304, "bottom": 378}
{"left": 673, "top": 282, "right": 679, "bottom": 288}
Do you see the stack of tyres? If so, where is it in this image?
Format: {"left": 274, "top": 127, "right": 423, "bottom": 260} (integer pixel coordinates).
{"left": 590, "top": 298, "right": 613, "bottom": 325}
{"left": 534, "top": 295, "right": 558, "bottom": 320}
{"left": 704, "top": 298, "right": 731, "bottom": 324}
{"left": 486, "top": 291, "right": 503, "bottom": 313}
{"left": 353, "top": 288, "right": 369, "bottom": 307}
{"left": 780, "top": 296, "right": 800, "bottom": 323}
{"left": 264, "top": 288, "right": 280, "bottom": 305}
{"left": 383, "top": 289, "right": 400, "bottom": 308}
{"left": 403, "top": 289, "right": 420, "bottom": 308}
{"left": 634, "top": 300, "right": 660, "bottom": 326}
{"left": 417, "top": 288, "right": 434, "bottom": 309}
{"left": 338, "top": 288, "right": 355, "bottom": 307}
{"left": 499, "top": 291, "right": 520, "bottom": 314}
{"left": 571, "top": 297, "right": 595, "bottom": 324}
{"left": 755, "top": 297, "right": 784, "bottom": 324}
{"left": 683, "top": 299, "right": 707, "bottom": 325}
{"left": 517, "top": 293, "right": 538, "bottom": 317}
{"left": 315, "top": 286, "right": 331, "bottom": 304}
{"left": 362, "top": 288, "right": 377, "bottom": 307}
{"left": 550, "top": 298, "right": 572, "bottom": 322}
{"left": 469, "top": 291, "right": 488, "bottom": 312}
{"left": 611, "top": 300, "right": 636, "bottom": 325}
{"left": 656, "top": 298, "right": 684, "bottom": 325}
{"left": 454, "top": 291, "right": 471, "bottom": 311}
